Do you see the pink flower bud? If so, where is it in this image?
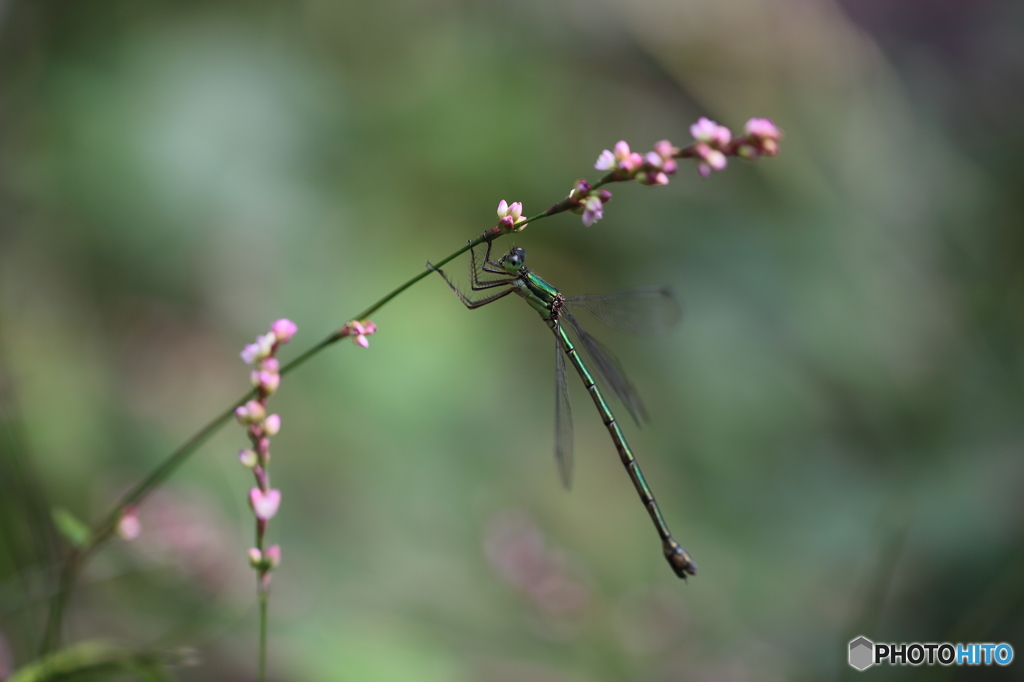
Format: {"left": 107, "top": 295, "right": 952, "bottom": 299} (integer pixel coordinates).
{"left": 343, "top": 319, "right": 378, "bottom": 348}
{"left": 251, "top": 370, "right": 280, "bottom": 394}
{"left": 744, "top": 117, "right": 780, "bottom": 140}
{"left": 496, "top": 200, "right": 526, "bottom": 232}
{"left": 263, "top": 413, "right": 281, "bottom": 436}
{"left": 653, "top": 139, "right": 679, "bottom": 159}
{"left": 249, "top": 488, "right": 281, "bottom": 521}
{"left": 742, "top": 118, "right": 781, "bottom": 158}
{"left": 594, "top": 149, "right": 616, "bottom": 171}
{"left": 618, "top": 153, "right": 642, "bottom": 173}
{"left": 260, "top": 357, "right": 280, "bottom": 373}
{"left": 690, "top": 117, "right": 731, "bottom": 147}
{"left": 240, "top": 343, "right": 261, "bottom": 365}
{"left": 117, "top": 507, "right": 141, "bottom": 540}
{"left": 637, "top": 170, "right": 670, "bottom": 186}
{"left": 270, "top": 319, "right": 298, "bottom": 344}
{"left": 239, "top": 448, "right": 259, "bottom": 468}
{"left": 248, "top": 547, "right": 263, "bottom": 567}
{"left": 264, "top": 544, "right": 281, "bottom": 568}
{"left": 692, "top": 143, "right": 727, "bottom": 176}
{"left": 235, "top": 400, "right": 266, "bottom": 425}
{"left": 596, "top": 141, "right": 643, "bottom": 176}
{"left": 508, "top": 202, "right": 523, "bottom": 222}
{"left": 581, "top": 195, "right": 604, "bottom": 227}
{"left": 240, "top": 333, "right": 276, "bottom": 365}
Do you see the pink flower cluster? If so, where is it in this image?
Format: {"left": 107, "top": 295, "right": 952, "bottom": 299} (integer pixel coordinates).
{"left": 237, "top": 318, "right": 297, "bottom": 591}
{"left": 595, "top": 140, "right": 680, "bottom": 187}
{"left": 592, "top": 116, "right": 782, "bottom": 190}
{"left": 689, "top": 117, "right": 732, "bottom": 177}
{"left": 567, "top": 179, "right": 613, "bottom": 227}
{"left": 688, "top": 116, "right": 782, "bottom": 176}
{"left": 496, "top": 200, "right": 527, "bottom": 234}
{"left": 339, "top": 319, "right": 378, "bottom": 348}
{"left": 737, "top": 117, "right": 782, "bottom": 159}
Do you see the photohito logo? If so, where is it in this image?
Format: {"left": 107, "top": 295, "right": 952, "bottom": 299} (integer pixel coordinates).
{"left": 848, "top": 636, "right": 1014, "bottom": 670}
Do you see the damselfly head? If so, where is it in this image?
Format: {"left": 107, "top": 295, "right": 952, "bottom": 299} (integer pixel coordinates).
{"left": 500, "top": 247, "right": 526, "bottom": 274}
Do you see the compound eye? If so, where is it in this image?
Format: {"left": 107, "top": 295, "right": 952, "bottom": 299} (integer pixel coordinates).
{"left": 501, "top": 248, "right": 525, "bottom": 273}
{"left": 512, "top": 247, "right": 527, "bottom": 263}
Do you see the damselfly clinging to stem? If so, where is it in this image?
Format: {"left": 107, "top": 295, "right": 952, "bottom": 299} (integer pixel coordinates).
{"left": 428, "top": 241, "right": 697, "bottom": 579}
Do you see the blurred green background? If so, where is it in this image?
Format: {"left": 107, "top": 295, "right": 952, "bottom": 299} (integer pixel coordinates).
{"left": 1, "top": 0, "right": 1022, "bottom": 679}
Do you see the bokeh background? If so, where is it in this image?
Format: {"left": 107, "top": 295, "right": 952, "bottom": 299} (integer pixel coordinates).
{"left": 1, "top": 0, "right": 1022, "bottom": 679}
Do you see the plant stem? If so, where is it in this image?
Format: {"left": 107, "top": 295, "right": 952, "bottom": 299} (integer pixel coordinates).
{"left": 40, "top": 548, "right": 82, "bottom": 657}
{"left": 258, "top": 592, "right": 268, "bottom": 682}
{"left": 40, "top": 399, "right": 246, "bottom": 654}
{"left": 37, "top": 216, "right": 564, "bottom": 654}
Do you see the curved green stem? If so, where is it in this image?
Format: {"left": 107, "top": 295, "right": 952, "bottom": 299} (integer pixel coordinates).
{"left": 258, "top": 592, "right": 268, "bottom": 682}
{"left": 38, "top": 208, "right": 572, "bottom": 654}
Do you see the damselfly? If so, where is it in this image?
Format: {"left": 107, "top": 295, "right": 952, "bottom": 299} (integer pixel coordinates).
{"left": 429, "top": 242, "right": 696, "bottom": 579}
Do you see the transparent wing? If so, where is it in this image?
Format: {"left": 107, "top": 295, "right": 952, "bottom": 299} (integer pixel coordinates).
{"left": 560, "top": 308, "right": 648, "bottom": 426}
{"left": 565, "top": 287, "right": 682, "bottom": 336}
{"left": 554, "top": 331, "right": 574, "bottom": 489}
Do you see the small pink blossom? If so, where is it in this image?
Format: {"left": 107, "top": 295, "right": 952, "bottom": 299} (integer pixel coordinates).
{"left": 745, "top": 117, "right": 781, "bottom": 140}
{"left": 653, "top": 139, "right": 680, "bottom": 159}
{"left": 693, "top": 142, "right": 728, "bottom": 177}
{"left": 117, "top": 507, "right": 141, "bottom": 540}
{"left": 648, "top": 143, "right": 678, "bottom": 174}
{"left": 247, "top": 545, "right": 280, "bottom": 570}
{"left": 238, "top": 449, "right": 259, "bottom": 468}
{"left": 690, "top": 117, "right": 732, "bottom": 147}
{"left": 595, "top": 141, "right": 643, "bottom": 175}
{"left": 240, "top": 344, "right": 260, "bottom": 365}
{"left": 251, "top": 370, "right": 280, "bottom": 394}
{"left": 594, "top": 149, "right": 616, "bottom": 171}
{"left": 637, "top": 170, "right": 670, "bottom": 186}
{"left": 270, "top": 319, "right": 298, "bottom": 344}
{"left": 636, "top": 150, "right": 673, "bottom": 186}
{"left": 496, "top": 200, "right": 527, "bottom": 233}
{"left": 741, "top": 117, "right": 782, "bottom": 157}
{"left": 240, "top": 332, "right": 276, "bottom": 365}
{"left": 235, "top": 400, "right": 266, "bottom": 425}
{"left": 249, "top": 488, "right": 281, "bottom": 521}
{"left": 571, "top": 178, "right": 591, "bottom": 198}
{"left": 260, "top": 357, "right": 280, "bottom": 373}
{"left": 263, "top": 413, "right": 281, "bottom": 436}
{"left": 343, "top": 320, "right": 378, "bottom": 348}
{"left": 581, "top": 194, "right": 604, "bottom": 227}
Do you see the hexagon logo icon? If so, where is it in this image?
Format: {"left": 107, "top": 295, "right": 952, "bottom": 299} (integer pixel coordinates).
{"left": 849, "top": 636, "right": 874, "bottom": 670}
